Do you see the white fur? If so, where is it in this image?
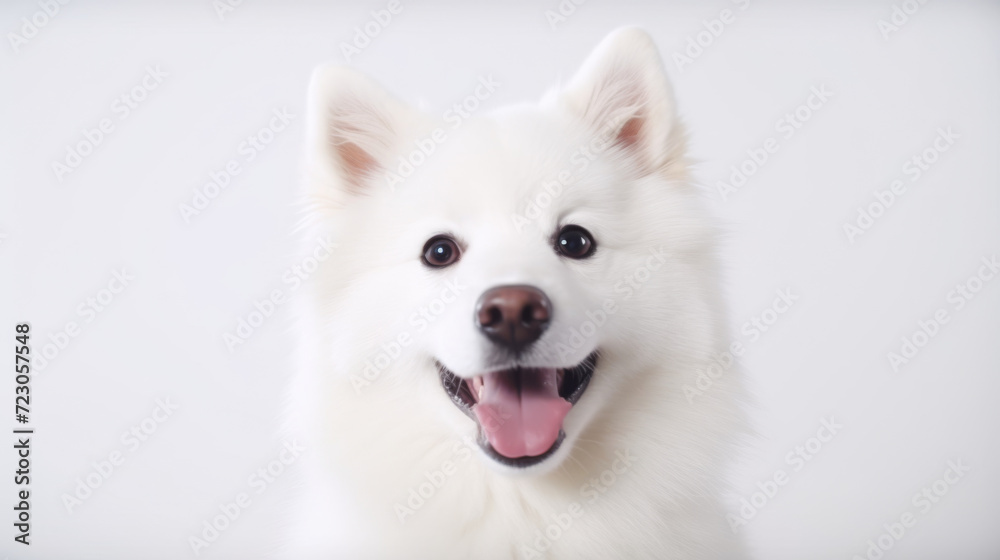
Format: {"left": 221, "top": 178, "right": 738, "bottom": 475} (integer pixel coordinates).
{"left": 283, "top": 27, "right": 747, "bottom": 560}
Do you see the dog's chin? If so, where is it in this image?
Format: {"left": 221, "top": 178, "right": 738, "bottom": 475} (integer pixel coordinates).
{"left": 438, "top": 352, "right": 598, "bottom": 473}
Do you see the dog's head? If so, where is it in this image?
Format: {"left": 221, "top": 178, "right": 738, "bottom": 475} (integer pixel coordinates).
{"left": 305, "top": 28, "right": 711, "bottom": 475}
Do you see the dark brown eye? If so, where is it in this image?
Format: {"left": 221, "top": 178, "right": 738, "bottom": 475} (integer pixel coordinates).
{"left": 555, "top": 225, "right": 596, "bottom": 259}
{"left": 422, "top": 236, "right": 461, "bottom": 268}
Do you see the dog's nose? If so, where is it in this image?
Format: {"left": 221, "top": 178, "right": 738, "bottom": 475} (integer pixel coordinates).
{"left": 475, "top": 285, "right": 552, "bottom": 352}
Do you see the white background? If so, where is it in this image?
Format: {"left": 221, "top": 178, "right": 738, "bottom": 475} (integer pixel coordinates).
{"left": 1, "top": 1, "right": 998, "bottom": 559}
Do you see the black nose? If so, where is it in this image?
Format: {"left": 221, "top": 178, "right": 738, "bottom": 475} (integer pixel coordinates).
{"left": 475, "top": 285, "right": 552, "bottom": 352}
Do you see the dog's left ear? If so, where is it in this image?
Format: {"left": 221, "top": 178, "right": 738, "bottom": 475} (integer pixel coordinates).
{"left": 559, "top": 27, "right": 678, "bottom": 172}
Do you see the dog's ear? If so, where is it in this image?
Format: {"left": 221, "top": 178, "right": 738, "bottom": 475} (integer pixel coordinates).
{"left": 559, "top": 27, "right": 678, "bottom": 172}
{"left": 306, "top": 65, "right": 422, "bottom": 195}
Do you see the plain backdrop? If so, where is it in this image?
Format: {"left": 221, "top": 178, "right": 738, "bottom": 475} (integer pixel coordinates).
{"left": 1, "top": 1, "right": 998, "bottom": 559}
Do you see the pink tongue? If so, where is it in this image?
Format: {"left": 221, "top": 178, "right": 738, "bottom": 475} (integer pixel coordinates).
{"left": 473, "top": 368, "right": 571, "bottom": 458}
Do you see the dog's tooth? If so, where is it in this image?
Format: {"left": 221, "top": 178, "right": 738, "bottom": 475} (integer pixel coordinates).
{"left": 472, "top": 375, "right": 484, "bottom": 401}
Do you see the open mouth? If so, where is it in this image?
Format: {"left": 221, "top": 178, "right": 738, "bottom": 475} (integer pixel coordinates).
{"left": 438, "top": 352, "right": 598, "bottom": 468}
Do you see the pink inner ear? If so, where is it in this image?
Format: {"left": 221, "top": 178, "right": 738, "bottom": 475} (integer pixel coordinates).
{"left": 583, "top": 69, "right": 652, "bottom": 167}
{"left": 336, "top": 141, "right": 377, "bottom": 192}
{"left": 616, "top": 115, "right": 644, "bottom": 150}
{"left": 328, "top": 108, "right": 384, "bottom": 194}
{"left": 325, "top": 96, "right": 395, "bottom": 193}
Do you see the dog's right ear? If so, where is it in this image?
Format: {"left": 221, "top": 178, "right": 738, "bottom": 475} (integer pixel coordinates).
{"left": 556, "top": 27, "right": 679, "bottom": 174}
{"left": 306, "top": 65, "right": 421, "bottom": 195}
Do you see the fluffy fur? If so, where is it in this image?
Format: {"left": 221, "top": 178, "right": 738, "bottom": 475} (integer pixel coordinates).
{"left": 284, "top": 27, "right": 746, "bottom": 560}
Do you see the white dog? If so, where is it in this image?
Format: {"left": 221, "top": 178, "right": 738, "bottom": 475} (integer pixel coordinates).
{"left": 285, "top": 27, "right": 746, "bottom": 560}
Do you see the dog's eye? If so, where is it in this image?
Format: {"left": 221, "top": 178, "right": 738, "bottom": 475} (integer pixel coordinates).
{"left": 555, "top": 225, "right": 596, "bottom": 259}
{"left": 422, "top": 236, "right": 461, "bottom": 268}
